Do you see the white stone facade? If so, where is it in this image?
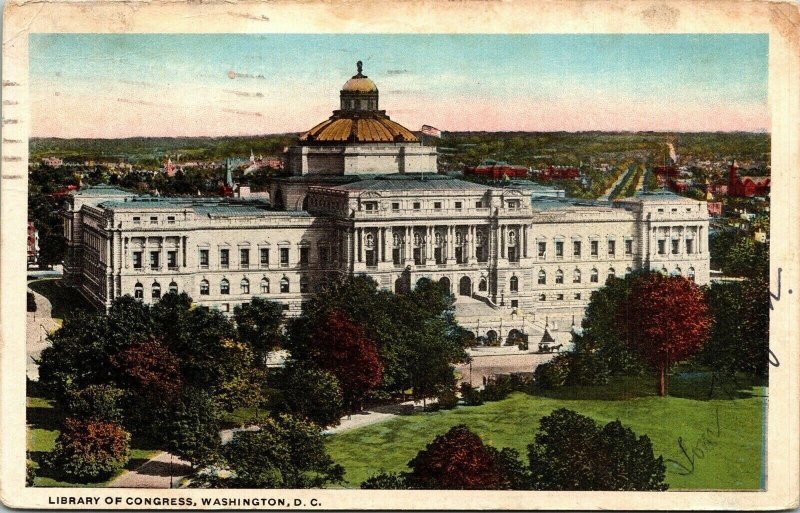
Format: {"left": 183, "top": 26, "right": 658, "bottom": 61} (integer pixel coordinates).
{"left": 63, "top": 183, "right": 710, "bottom": 336}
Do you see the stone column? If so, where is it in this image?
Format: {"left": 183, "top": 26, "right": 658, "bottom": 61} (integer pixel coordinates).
{"left": 357, "top": 227, "right": 363, "bottom": 263}
{"left": 500, "top": 225, "right": 506, "bottom": 259}
{"left": 522, "top": 225, "right": 528, "bottom": 258}
{"left": 426, "top": 226, "right": 434, "bottom": 264}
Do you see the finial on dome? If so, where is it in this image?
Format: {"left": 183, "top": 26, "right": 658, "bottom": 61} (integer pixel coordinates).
{"left": 357, "top": 60, "right": 363, "bottom": 74}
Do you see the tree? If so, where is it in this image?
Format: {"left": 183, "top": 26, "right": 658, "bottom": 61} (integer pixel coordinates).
{"left": 65, "top": 384, "right": 125, "bottom": 424}
{"left": 27, "top": 292, "right": 37, "bottom": 313}
{"left": 162, "top": 389, "right": 222, "bottom": 468}
{"left": 150, "top": 292, "right": 195, "bottom": 354}
{"left": 407, "top": 425, "right": 511, "bottom": 490}
{"left": 306, "top": 309, "right": 382, "bottom": 412}
{"left": 45, "top": 418, "right": 130, "bottom": 481}
{"left": 195, "top": 414, "right": 343, "bottom": 488}
{"left": 623, "top": 273, "right": 711, "bottom": 396}
{"left": 361, "top": 471, "right": 410, "bottom": 489}
{"left": 278, "top": 365, "right": 344, "bottom": 428}
{"left": 527, "top": 409, "right": 667, "bottom": 491}
{"left": 233, "top": 297, "right": 285, "bottom": 366}
{"left": 110, "top": 340, "right": 183, "bottom": 402}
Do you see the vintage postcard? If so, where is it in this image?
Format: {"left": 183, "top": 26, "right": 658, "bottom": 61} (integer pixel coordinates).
{"left": 1, "top": 0, "right": 798, "bottom": 510}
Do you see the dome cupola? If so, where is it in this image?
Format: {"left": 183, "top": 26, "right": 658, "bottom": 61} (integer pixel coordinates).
{"left": 340, "top": 61, "right": 379, "bottom": 111}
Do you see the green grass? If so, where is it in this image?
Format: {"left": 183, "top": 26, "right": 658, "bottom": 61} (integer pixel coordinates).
{"left": 27, "top": 278, "right": 95, "bottom": 325}
{"left": 221, "top": 406, "right": 271, "bottom": 428}
{"left": 326, "top": 374, "right": 766, "bottom": 490}
{"left": 27, "top": 396, "right": 159, "bottom": 487}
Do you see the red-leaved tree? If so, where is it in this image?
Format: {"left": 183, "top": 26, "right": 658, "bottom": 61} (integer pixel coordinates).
{"left": 46, "top": 418, "right": 131, "bottom": 481}
{"left": 110, "top": 339, "right": 183, "bottom": 401}
{"left": 309, "top": 309, "right": 383, "bottom": 412}
{"left": 620, "top": 273, "right": 711, "bottom": 396}
{"left": 408, "top": 425, "right": 509, "bottom": 489}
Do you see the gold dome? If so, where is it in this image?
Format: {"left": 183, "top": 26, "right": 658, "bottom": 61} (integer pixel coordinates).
{"left": 341, "top": 76, "right": 378, "bottom": 93}
{"left": 301, "top": 116, "right": 418, "bottom": 143}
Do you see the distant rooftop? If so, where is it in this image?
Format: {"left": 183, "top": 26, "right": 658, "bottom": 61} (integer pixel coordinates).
{"left": 335, "top": 175, "right": 490, "bottom": 192}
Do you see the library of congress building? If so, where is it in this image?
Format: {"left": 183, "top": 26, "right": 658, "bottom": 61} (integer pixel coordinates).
{"left": 63, "top": 64, "right": 711, "bottom": 344}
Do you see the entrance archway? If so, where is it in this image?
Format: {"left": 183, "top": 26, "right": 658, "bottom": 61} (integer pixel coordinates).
{"left": 439, "top": 277, "right": 451, "bottom": 293}
{"left": 506, "top": 329, "right": 525, "bottom": 347}
{"left": 485, "top": 330, "right": 498, "bottom": 346}
{"left": 459, "top": 276, "right": 472, "bottom": 296}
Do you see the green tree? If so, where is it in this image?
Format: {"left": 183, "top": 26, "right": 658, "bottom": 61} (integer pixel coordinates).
{"left": 233, "top": 297, "right": 285, "bottom": 366}
{"left": 527, "top": 409, "right": 667, "bottom": 491}
{"left": 163, "top": 389, "right": 222, "bottom": 468}
{"left": 65, "top": 384, "right": 125, "bottom": 424}
{"left": 195, "top": 414, "right": 344, "bottom": 488}
{"left": 277, "top": 365, "right": 344, "bottom": 428}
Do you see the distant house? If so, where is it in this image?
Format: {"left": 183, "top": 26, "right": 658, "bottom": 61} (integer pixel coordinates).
{"left": 707, "top": 202, "right": 723, "bottom": 217}
{"left": 464, "top": 160, "right": 528, "bottom": 180}
{"left": 539, "top": 165, "right": 580, "bottom": 181}
{"left": 42, "top": 156, "right": 63, "bottom": 168}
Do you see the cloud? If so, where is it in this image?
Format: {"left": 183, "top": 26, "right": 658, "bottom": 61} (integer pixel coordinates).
{"left": 223, "top": 89, "right": 264, "bottom": 98}
{"left": 222, "top": 108, "right": 263, "bottom": 118}
{"left": 227, "top": 70, "right": 266, "bottom": 80}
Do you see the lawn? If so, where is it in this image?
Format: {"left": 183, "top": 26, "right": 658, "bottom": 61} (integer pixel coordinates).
{"left": 27, "top": 396, "right": 159, "bottom": 487}
{"left": 326, "top": 373, "right": 766, "bottom": 490}
{"left": 27, "top": 278, "right": 95, "bottom": 326}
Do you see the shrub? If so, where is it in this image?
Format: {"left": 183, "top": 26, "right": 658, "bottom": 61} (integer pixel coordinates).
{"left": 65, "top": 384, "right": 125, "bottom": 424}
{"left": 565, "top": 352, "right": 610, "bottom": 386}
{"left": 361, "top": 471, "right": 409, "bottom": 489}
{"left": 407, "top": 425, "right": 511, "bottom": 490}
{"left": 533, "top": 354, "right": 571, "bottom": 389}
{"left": 459, "top": 383, "right": 483, "bottom": 406}
{"left": 45, "top": 418, "right": 130, "bottom": 481}
{"left": 278, "top": 365, "right": 344, "bottom": 428}
{"left": 435, "top": 388, "right": 459, "bottom": 410}
{"left": 527, "top": 408, "right": 668, "bottom": 491}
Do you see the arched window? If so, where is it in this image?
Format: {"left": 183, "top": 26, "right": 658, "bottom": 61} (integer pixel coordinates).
{"left": 573, "top": 269, "right": 581, "bottom": 283}
{"left": 661, "top": 267, "right": 668, "bottom": 275}
{"left": 260, "top": 278, "right": 270, "bottom": 294}
{"left": 688, "top": 267, "right": 696, "bottom": 282}
{"left": 169, "top": 281, "right": 178, "bottom": 294}
{"left": 555, "top": 270, "right": 564, "bottom": 284}
{"left": 608, "top": 268, "right": 616, "bottom": 281}
{"left": 240, "top": 278, "right": 250, "bottom": 294}
{"left": 200, "top": 280, "right": 209, "bottom": 295}
{"left": 134, "top": 282, "right": 144, "bottom": 299}
{"left": 280, "top": 277, "right": 290, "bottom": 293}
{"left": 220, "top": 279, "right": 230, "bottom": 295}
{"left": 672, "top": 267, "right": 682, "bottom": 277}
{"left": 151, "top": 282, "right": 161, "bottom": 299}
{"left": 479, "top": 278, "right": 487, "bottom": 292}
{"left": 538, "top": 270, "right": 546, "bottom": 285}
{"left": 590, "top": 268, "right": 599, "bottom": 283}
{"left": 510, "top": 276, "right": 518, "bottom": 292}
{"left": 300, "top": 277, "right": 309, "bottom": 293}
{"left": 539, "top": 293, "right": 546, "bottom": 301}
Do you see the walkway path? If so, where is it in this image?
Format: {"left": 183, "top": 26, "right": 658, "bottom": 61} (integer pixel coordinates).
{"left": 26, "top": 283, "right": 60, "bottom": 381}
{"left": 108, "top": 452, "right": 192, "bottom": 488}
{"left": 597, "top": 166, "right": 630, "bottom": 201}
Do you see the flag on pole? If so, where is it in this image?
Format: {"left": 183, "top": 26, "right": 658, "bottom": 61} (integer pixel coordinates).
{"left": 421, "top": 125, "right": 442, "bottom": 138}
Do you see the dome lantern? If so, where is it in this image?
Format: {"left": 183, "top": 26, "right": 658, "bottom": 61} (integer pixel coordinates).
{"left": 340, "top": 60, "right": 379, "bottom": 111}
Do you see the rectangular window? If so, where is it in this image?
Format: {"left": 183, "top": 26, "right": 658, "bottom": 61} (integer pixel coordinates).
{"left": 167, "top": 216, "right": 175, "bottom": 224}
{"left": 455, "top": 201, "right": 462, "bottom": 210}
{"left": 511, "top": 300, "right": 519, "bottom": 308}
{"left": 672, "top": 239, "right": 680, "bottom": 255}
{"left": 299, "top": 247, "right": 309, "bottom": 266}
{"left": 219, "top": 249, "right": 229, "bottom": 269}
{"left": 658, "top": 239, "right": 666, "bottom": 255}
{"left": 608, "top": 240, "right": 616, "bottom": 257}
{"left": 260, "top": 248, "right": 269, "bottom": 267}
{"left": 393, "top": 247, "right": 402, "bottom": 265}
{"left": 413, "top": 202, "right": 421, "bottom": 210}
{"left": 539, "top": 294, "right": 546, "bottom": 302}
{"left": 149, "top": 251, "right": 160, "bottom": 269}
{"left": 240, "top": 248, "right": 250, "bottom": 269}
{"left": 475, "top": 201, "right": 483, "bottom": 208}
{"left": 199, "top": 249, "right": 209, "bottom": 268}
{"left": 132, "top": 216, "right": 141, "bottom": 225}
{"left": 455, "top": 247, "right": 464, "bottom": 264}
{"left": 392, "top": 202, "right": 400, "bottom": 211}
{"left": 367, "top": 249, "right": 378, "bottom": 267}
{"left": 222, "top": 303, "right": 230, "bottom": 313}
{"left": 280, "top": 247, "right": 290, "bottom": 266}
{"left": 413, "top": 247, "right": 422, "bottom": 265}
{"left": 167, "top": 251, "right": 177, "bottom": 269}
{"left": 507, "top": 246, "right": 517, "bottom": 262}
{"left": 590, "top": 240, "right": 599, "bottom": 257}
{"left": 538, "top": 241, "right": 546, "bottom": 258}
{"left": 132, "top": 251, "right": 143, "bottom": 269}
{"left": 557, "top": 294, "right": 564, "bottom": 301}
{"left": 434, "top": 201, "right": 442, "bottom": 210}
{"left": 364, "top": 202, "right": 377, "bottom": 211}
{"left": 555, "top": 241, "right": 564, "bottom": 258}
{"left": 574, "top": 293, "right": 582, "bottom": 300}
{"left": 573, "top": 241, "right": 581, "bottom": 257}
{"left": 685, "top": 239, "right": 694, "bottom": 254}
{"left": 434, "top": 247, "right": 443, "bottom": 265}
{"left": 625, "top": 239, "right": 633, "bottom": 255}
{"left": 150, "top": 216, "right": 158, "bottom": 225}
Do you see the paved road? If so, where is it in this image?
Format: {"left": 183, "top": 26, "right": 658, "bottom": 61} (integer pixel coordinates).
{"left": 597, "top": 166, "right": 631, "bottom": 201}
{"left": 108, "top": 452, "right": 193, "bottom": 488}
{"left": 26, "top": 284, "right": 60, "bottom": 381}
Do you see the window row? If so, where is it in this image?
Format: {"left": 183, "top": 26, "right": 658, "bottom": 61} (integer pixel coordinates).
{"left": 131, "top": 215, "right": 176, "bottom": 225}
{"left": 133, "top": 276, "right": 315, "bottom": 300}
{"left": 536, "top": 239, "right": 633, "bottom": 259}
{"left": 534, "top": 267, "right": 630, "bottom": 286}
{"left": 655, "top": 238, "right": 697, "bottom": 255}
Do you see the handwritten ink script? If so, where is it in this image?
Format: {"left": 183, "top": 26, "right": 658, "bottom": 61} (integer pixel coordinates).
{"left": 767, "top": 267, "right": 786, "bottom": 368}
{"left": 665, "top": 408, "right": 722, "bottom": 476}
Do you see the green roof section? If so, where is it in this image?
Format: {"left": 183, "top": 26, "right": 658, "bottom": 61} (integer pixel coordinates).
{"left": 335, "top": 175, "right": 490, "bottom": 192}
